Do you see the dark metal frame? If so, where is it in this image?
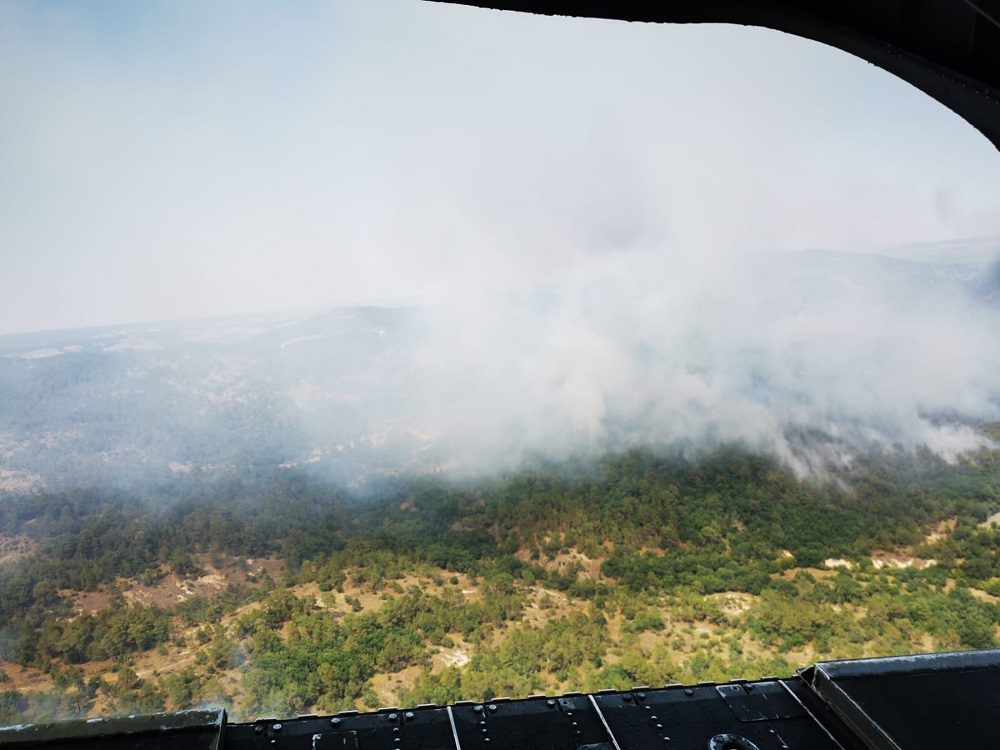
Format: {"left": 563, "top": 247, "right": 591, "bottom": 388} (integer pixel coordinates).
{"left": 429, "top": 0, "right": 1000, "bottom": 150}
{"left": 4, "top": 650, "right": 999, "bottom": 749}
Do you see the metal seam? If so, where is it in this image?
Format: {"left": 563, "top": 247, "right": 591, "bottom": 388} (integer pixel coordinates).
{"left": 778, "top": 680, "right": 845, "bottom": 750}
{"left": 962, "top": 0, "right": 1000, "bottom": 31}
{"left": 587, "top": 694, "right": 623, "bottom": 750}
{"left": 446, "top": 706, "right": 463, "bottom": 750}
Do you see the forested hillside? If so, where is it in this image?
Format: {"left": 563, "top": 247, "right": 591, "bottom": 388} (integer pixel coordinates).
{"left": 1, "top": 446, "right": 998, "bottom": 723}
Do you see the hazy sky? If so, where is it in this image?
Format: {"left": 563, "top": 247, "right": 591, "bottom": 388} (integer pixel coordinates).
{"left": 2, "top": 0, "right": 1000, "bottom": 335}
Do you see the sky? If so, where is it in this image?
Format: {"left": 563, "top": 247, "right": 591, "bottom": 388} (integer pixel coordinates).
{"left": 1, "top": 0, "right": 1000, "bottom": 335}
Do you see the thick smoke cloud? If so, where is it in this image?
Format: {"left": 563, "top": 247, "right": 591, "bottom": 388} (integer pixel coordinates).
{"left": 0, "top": 239, "right": 996, "bottom": 488}
{"left": 1, "top": 2, "right": 999, "bottom": 486}
{"left": 360, "top": 239, "right": 1000, "bottom": 478}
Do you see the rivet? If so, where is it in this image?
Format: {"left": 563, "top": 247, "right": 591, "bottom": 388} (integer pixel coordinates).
{"left": 488, "top": 704, "right": 498, "bottom": 712}
{"left": 650, "top": 715, "right": 658, "bottom": 720}
{"left": 637, "top": 692, "right": 647, "bottom": 700}
{"left": 388, "top": 713, "right": 398, "bottom": 721}
{"left": 623, "top": 694, "right": 633, "bottom": 702}
{"left": 272, "top": 723, "right": 282, "bottom": 732}
{"left": 254, "top": 725, "right": 264, "bottom": 734}
{"left": 405, "top": 711, "right": 415, "bottom": 720}
{"left": 330, "top": 717, "right": 341, "bottom": 726}
{"left": 656, "top": 724, "right": 663, "bottom": 729}
{"left": 547, "top": 699, "right": 556, "bottom": 707}
{"left": 474, "top": 705, "right": 484, "bottom": 713}
{"left": 684, "top": 689, "right": 694, "bottom": 696}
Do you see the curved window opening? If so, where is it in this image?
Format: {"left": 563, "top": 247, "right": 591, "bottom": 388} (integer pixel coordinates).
{"left": 0, "top": 1, "right": 997, "bottom": 726}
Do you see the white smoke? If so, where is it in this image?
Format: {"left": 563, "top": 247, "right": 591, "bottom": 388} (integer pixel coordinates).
{"left": 395, "top": 239, "right": 1000, "bottom": 477}
{"left": 2, "top": 1, "right": 999, "bottom": 484}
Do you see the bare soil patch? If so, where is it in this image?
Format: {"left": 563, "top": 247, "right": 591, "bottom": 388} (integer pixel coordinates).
{"left": 71, "top": 555, "right": 284, "bottom": 614}
{"left": 0, "top": 534, "right": 36, "bottom": 567}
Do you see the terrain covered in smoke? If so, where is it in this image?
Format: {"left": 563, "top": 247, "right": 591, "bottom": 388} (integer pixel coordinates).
{"left": 0, "top": 237, "right": 997, "bottom": 492}
{"left": 1, "top": 237, "right": 999, "bottom": 722}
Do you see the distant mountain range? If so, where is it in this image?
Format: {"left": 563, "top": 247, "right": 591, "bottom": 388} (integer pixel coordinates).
{"left": 0, "top": 306, "right": 438, "bottom": 491}
{"left": 1, "top": 240, "right": 997, "bottom": 492}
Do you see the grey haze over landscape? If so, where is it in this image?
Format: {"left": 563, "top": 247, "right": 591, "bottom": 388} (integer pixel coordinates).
{"left": 1, "top": 2, "right": 999, "bottom": 488}
{"left": 0, "top": 237, "right": 997, "bottom": 490}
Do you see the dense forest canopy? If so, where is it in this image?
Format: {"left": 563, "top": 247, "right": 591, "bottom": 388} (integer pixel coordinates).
{"left": 1, "top": 445, "right": 997, "bottom": 722}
